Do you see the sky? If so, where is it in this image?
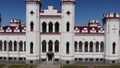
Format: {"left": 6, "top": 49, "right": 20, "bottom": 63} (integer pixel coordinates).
{"left": 0, "top": 0, "right": 120, "bottom": 26}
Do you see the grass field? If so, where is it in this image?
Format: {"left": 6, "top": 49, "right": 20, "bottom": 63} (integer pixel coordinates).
{"left": 8, "top": 65, "right": 36, "bottom": 68}
{"left": 61, "top": 66, "right": 87, "bottom": 68}
{"left": 0, "top": 64, "right": 5, "bottom": 68}
{"left": 94, "top": 65, "right": 120, "bottom": 68}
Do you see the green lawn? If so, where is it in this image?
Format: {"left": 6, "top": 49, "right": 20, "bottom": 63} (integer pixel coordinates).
{"left": 61, "top": 66, "right": 87, "bottom": 68}
{"left": 0, "top": 64, "right": 5, "bottom": 68}
{"left": 94, "top": 66, "right": 120, "bottom": 68}
{"left": 8, "top": 65, "right": 36, "bottom": 68}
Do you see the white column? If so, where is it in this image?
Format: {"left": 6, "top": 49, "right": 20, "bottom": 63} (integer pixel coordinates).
{"left": 82, "top": 43, "right": 84, "bottom": 52}
{"left": 2, "top": 42, "right": 4, "bottom": 51}
{"left": 77, "top": 43, "right": 79, "bottom": 52}
{"left": 98, "top": 44, "right": 100, "bottom": 52}
{"left": 12, "top": 42, "right": 14, "bottom": 51}
{"left": 88, "top": 43, "right": 90, "bottom": 52}
{"left": 46, "top": 24, "right": 48, "bottom": 32}
{"left": 46, "top": 41, "right": 48, "bottom": 52}
{"left": 53, "top": 24, "right": 55, "bottom": 32}
{"left": 23, "top": 42, "right": 24, "bottom": 52}
{"left": 53, "top": 43, "right": 55, "bottom": 52}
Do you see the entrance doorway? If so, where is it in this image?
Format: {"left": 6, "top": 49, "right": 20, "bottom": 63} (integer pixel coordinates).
{"left": 47, "top": 52, "right": 54, "bottom": 61}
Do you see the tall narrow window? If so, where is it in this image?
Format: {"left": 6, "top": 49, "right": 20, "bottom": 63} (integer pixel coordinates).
{"left": 4, "top": 41, "right": 7, "bottom": 51}
{"left": 48, "top": 40, "right": 53, "bottom": 52}
{"left": 90, "top": 41, "right": 93, "bottom": 52}
{"left": 24, "top": 41, "right": 26, "bottom": 51}
{"left": 55, "top": 22, "right": 59, "bottom": 32}
{"left": 112, "top": 42, "right": 116, "bottom": 54}
{"left": 66, "top": 22, "right": 70, "bottom": 32}
{"left": 66, "top": 42, "right": 70, "bottom": 54}
{"left": 74, "top": 41, "right": 77, "bottom": 52}
{"left": 96, "top": 41, "right": 99, "bottom": 52}
{"left": 100, "top": 42, "right": 104, "bottom": 52}
{"left": 42, "top": 40, "right": 46, "bottom": 52}
{"left": 49, "top": 22, "right": 53, "bottom": 32}
{"left": 79, "top": 41, "right": 82, "bottom": 52}
{"left": 42, "top": 22, "right": 46, "bottom": 32}
{"left": 55, "top": 40, "right": 59, "bottom": 52}
{"left": 9, "top": 41, "right": 12, "bottom": 51}
{"left": 19, "top": 41, "right": 23, "bottom": 51}
{"left": 30, "top": 21, "right": 34, "bottom": 31}
{"left": 30, "top": 42, "right": 33, "bottom": 54}
{"left": 14, "top": 41, "right": 17, "bottom": 51}
{"left": 85, "top": 41, "right": 88, "bottom": 52}
{"left": 0, "top": 40, "right": 2, "bottom": 51}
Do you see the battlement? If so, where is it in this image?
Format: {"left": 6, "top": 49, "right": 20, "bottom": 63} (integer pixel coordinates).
{"left": 103, "top": 12, "right": 120, "bottom": 19}
{"left": 88, "top": 20, "right": 100, "bottom": 27}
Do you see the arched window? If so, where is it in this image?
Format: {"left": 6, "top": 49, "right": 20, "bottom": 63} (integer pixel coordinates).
{"left": 96, "top": 41, "right": 99, "bottom": 52}
{"left": 66, "top": 42, "right": 70, "bottom": 54}
{"left": 4, "top": 41, "right": 7, "bottom": 51}
{"left": 55, "top": 22, "right": 59, "bottom": 32}
{"left": 74, "top": 41, "right": 77, "bottom": 52}
{"left": 30, "top": 21, "right": 34, "bottom": 31}
{"left": 9, "top": 41, "right": 12, "bottom": 51}
{"left": 14, "top": 41, "right": 17, "bottom": 51}
{"left": 42, "top": 40, "right": 46, "bottom": 52}
{"left": 24, "top": 41, "right": 26, "bottom": 51}
{"left": 19, "top": 41, "right": 23, "bottom": 51}
{"left": 90, "top": 41, "right": 93, "bottom": 52}
{"left": 42, "top": 22, "right": 47, "bottom": 32}
{"left": 30, "top": 42, "right": 33, "bottom": 54}
{"left": 48, "top": 40, "right": 53, "bottom": 52}
{"left": 49, "top": 22, "right": 53, "bottom": 32}
{"left": 112, "top": 42, "right": 116, "bottom": 54}
{"left": 100, "top": 41, "right": 104, "bottom": 52}
{"left": 66, "top": 22, "right": 70, "bottom": 32}
{"left": 55, "top": 40, "right": 59, "bottom": 52}
{"left": 85, "top": 41, "right": 88, "bottom": 52}
{"left": 0, "top": 40, "right": 2, "bottom": 51}
{"left": 79, "top": 41, "right": 82, "bottom": 52}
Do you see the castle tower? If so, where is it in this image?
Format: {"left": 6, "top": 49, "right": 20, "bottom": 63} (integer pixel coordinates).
{"left": 60, "top": 0, "right": 75, "bottom": 64}
{"left": 103, "top": 12, "right": 120, "bottom": 64}
{"left": 26, "top": 0, "right": 41, "bottom": 64}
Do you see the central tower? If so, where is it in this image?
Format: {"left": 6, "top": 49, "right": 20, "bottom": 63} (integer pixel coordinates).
{"left": 60, "top": 0, "right": 75, "bottom": 64}
{"left": 26, "top": 0, "right": 41, "bottom": 64}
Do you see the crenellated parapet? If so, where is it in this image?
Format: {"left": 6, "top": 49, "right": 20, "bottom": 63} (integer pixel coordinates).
{"left": 74, "top": 20, "right": 104, "bottom": 34}
{"left": 0, "top": 19, "right": 26, "bottom": 33}
{"left": 88, "top": 20, "right": 100, "bottom": 27}
{"left": 103, "top": 12, "right": 120, "bottom": 24}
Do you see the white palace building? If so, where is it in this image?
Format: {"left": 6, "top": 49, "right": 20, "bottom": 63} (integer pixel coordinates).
{"left": 0, "top": 0, "right": 120, "bottom": 64}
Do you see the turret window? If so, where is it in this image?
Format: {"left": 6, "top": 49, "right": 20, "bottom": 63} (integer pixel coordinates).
{"left": 96, "top": 41, "right": 99, "bottom": 52}
{"left": 0, "top": 41, "right": 2, "bottom": 51}
{"left": 85, "top": 41, "right": 88, "bottom": 52}
{"left": 30, "top": 42, "right": 33, "bottom": 54}
{"left": 74, "top": 41, "right": 77, "bottom": 52}
{"left": 30, "top": 21, "right": 34, "bottom": 31}
{"left": 66, "top": 22, "right": 70, "bottom": 32}
{"left": 19, "top": 41, "right": 23, "bottom": 51}
{"left": 14, "top": 41, "right": 17, "bottom": 51}
{"left": 55, "top": 22, "right": 59, "bottom": 32}
{"left": 48, "top": 40, "right": 53, "bottom": 52}
{"left": 66, "top": 11, "right": 71, "bottom": 15}
{"left": 100, "top": 42, "right": 104, "bottom": 52}
{"left": 42, "top": 40, "right": 46, "bottom": 52}
{"left": 9, "top": 41, "right": 12, "bottom": 51}
{"left": 42, "top": 22, "right": 47, "bottom": 32}
{"left": 90, "top": 41, "right": 93, "bottom": 52}
{"left": 66, "top": 42, "right": 70, "bottom": 54}
{"left": 79, "top": 41, "right": 82, "bottom": 52}
{"left": 112, "top": 42, "right": 116, "bottom": 54}
{"left": 55, "top": 40, "right": 59, "bottom": 52}
{"left": 49, "top": 22, "right": 53, "bottom": 32}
